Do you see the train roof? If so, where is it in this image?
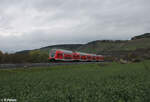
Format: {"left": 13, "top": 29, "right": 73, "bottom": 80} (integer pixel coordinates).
{"left": 51, "top": 49, "right": 73, "bottom": 53}
{"left": 50, "top": 49, "right": 103, "bottom": 56}
{"left": 75, "top": 51, "right": 96, "bottom": 56}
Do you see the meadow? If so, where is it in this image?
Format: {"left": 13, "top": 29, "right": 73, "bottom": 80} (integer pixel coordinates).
{"left": 0, "top": 61, "right": 150, "bottom": 102}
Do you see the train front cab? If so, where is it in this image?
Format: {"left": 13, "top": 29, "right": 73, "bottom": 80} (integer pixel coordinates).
{"left": 49, "top": 49, "right": 56, "bottom": 61}
{"left": 55, "top": 50, "right": 64, "bottom": 61}
{"left": 49, "top": 49, "right": 64, "bottom": 62}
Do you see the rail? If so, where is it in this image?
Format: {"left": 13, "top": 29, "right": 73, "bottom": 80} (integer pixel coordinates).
{"left": 0, "top": 62, "right": 105, "bottom": 69}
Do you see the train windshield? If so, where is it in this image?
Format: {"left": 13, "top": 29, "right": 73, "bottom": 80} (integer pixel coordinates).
{"left": 50, "top": 50, "right": 56, "bottom": 57}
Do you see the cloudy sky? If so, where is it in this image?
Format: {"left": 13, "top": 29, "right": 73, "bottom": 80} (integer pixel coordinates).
{"left": 0, "top": 0, "right": 150, "bottom": 52}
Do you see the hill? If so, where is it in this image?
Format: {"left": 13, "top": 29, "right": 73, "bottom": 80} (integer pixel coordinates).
{"left": 16, "top": 44, "right": 83, "bottom": 54}
{"left": 16, "top": 33, "right": 150, "bottom": 56}
{"left": 78, "top": 36, "right": 150, "bottom": 54}
{"left": 39, "top": 44, "right": 83, "bottom": 52}
{"left": 1, "top": 33, "right": 149, "bottom": 63}
{"left": 131, "top": 33, "right": 150, "bottom": 40}
{"left": 1, "top": 33, "right": 150, "bottom": 64}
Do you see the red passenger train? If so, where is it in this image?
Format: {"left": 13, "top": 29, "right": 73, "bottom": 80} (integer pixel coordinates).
{"left": 48, "top": 49, "right": 104, "bottom": 62}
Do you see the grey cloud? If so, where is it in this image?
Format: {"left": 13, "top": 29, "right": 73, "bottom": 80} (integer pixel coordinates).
{"left": 0, "top": 0, "right": 150, "bottom": 52}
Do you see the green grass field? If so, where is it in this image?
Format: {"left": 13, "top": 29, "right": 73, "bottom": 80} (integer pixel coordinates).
{"left": 0, "top": 61, "right": 150, "bottom": 102}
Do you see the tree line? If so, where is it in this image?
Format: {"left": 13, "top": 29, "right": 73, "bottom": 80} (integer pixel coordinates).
{"left": 0, "top": 50, "right": 49, "bottom": 64}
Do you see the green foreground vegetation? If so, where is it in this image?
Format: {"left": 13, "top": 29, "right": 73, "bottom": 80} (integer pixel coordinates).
{"left": 0, "top": 61, "right": 150, "bottom": 102}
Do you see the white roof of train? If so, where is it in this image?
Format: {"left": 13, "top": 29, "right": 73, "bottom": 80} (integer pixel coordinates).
{"left": 51, "top": 49, "right": 73, "bottom": 53}
{"left": 51, "top": 48, "right": 103, "bottom": 56}
{"left": 76, "top": 51, "right": 96, "bottom": 56}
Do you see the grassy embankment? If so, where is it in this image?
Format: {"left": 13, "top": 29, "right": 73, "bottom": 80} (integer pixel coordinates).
{"left": 0, "top": 61, "right": 150, "bottom": 102}
{"left": 78, "top": 38, "right": 150, "bottom": 53}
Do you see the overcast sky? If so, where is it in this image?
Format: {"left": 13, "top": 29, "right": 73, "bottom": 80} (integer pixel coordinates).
{"left": 0, "top": 0, "right": 150, "bottom": 52}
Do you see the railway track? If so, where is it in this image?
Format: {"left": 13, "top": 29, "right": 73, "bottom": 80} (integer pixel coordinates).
{"left": 0, "top": 62, "right": 105, "bottom": 69}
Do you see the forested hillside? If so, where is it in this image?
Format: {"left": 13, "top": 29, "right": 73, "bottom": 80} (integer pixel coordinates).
{"left": 0, "top": 33, "right": 150, "bottom": 63}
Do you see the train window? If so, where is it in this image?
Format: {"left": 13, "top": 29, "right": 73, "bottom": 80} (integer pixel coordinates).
{"left": 96, "top": 57, "right": 100, "bottom": 59}
{"left": 81, "top": 56, "right": 86, "bottom": 60}
{"left": 64, "top": 54, "right": 72, "bottom": 59}
{"left": 73, "top": 55, "right": 79, "bottom": 59}
{"left": 87, "top": 56, "right": 91, "bottom": 59}
{"left": 57, "top": 53, "right": 63, "bottom": 57}
{"left": 65, "top": 57, "right": 71, "bottom": 59}
{"left": 93, "top": 56, "right": 96, "bottom": 60}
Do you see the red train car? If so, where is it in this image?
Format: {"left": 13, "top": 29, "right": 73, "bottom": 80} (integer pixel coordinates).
{"left": 48, "top": 49, "right": 104, "bottom": 62}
